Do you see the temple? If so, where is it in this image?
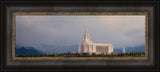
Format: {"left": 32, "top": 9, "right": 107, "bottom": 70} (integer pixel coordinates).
{"left": 78, "top": 20, "right": 113, "bottom": 55}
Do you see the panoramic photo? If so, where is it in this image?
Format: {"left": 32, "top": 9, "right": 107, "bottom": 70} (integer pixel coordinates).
{"left": 15, "top": 15, "right": 145, "bottom": 57}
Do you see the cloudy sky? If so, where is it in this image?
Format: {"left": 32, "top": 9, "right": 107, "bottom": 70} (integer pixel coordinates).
{"left": 15, "top": 15, "right": 145, "bottom": 53}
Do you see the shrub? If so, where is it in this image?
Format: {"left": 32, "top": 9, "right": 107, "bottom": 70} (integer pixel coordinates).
{"left": 19, "top": 54, "right": 25, "bottom": 57}
{"left": 33, "top": 53, "right": 40, "bottom": 57}
{"left": 40, "top": 54, "right": 44, "bottom": 57}
{"left": 25, "top": 54, "right": 29, "bottom": 57}
{"left": 29, "top": 54, "right": 33, "bottom": 57}
{"left": 44, "top": 54, "right": 48, "bottom": 56}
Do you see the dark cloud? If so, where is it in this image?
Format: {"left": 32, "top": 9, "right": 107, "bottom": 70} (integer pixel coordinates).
{"left": 16, "top": 15, "right": 145, "bottom": 53}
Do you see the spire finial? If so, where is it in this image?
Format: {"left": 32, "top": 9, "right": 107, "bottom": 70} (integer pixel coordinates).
{"left": 84, "top": 19, "right": 90, "bottom": 40}
{"left": 86, "top": 20, "right": 88, "bottom": 32}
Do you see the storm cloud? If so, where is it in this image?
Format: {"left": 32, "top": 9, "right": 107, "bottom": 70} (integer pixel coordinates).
{"left": 16, "top": 15, "right": 145, "bottom": 53}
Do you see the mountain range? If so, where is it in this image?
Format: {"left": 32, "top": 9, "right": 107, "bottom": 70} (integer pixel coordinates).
{"left": 15, "top": 46, "right": 42, "bottom": 56}
{"left": 114, "top": 45, "right": 145, "bottom": 53}
{"left": 15, "top": 45, "right": 145, "bottom": 56}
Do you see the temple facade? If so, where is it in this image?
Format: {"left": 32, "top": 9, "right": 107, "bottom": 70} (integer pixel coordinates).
{"left": 78, "top": 28, "right": 113, "bottom": 55}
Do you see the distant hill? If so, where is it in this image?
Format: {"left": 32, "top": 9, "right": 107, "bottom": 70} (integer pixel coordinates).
{"left": 15, "top": 46, "right": 42, "bottom": 56}
{"left": 114, "top": 45, "right": 145, "bottom": 53}
{"left": 15, "top": 45, "right": 79, "bottom": 55}
{"left": 15, "top": 45, "right": 145, "bottom": 56}
{"left": 39, "top": 44, "right": 78, "bottom": 54}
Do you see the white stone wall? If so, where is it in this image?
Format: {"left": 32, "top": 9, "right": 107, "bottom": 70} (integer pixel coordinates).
{"left": 79, "top": 41, "right": 113, "bottom": 55}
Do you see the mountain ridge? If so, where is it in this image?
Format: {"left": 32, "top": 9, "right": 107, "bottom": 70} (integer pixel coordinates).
{"left": 15, "top": 46, "right": 42, "bottom": 56}
{"left": 15, "top": 45, "right": 145, "bottom": 56}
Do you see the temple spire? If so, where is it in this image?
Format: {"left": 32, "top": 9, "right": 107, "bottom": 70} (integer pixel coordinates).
{"left": 86, "top": 20, "right": 88, "bottom": 32}
{"left": 84, "top": 20, "right": 90, "bottom": 41}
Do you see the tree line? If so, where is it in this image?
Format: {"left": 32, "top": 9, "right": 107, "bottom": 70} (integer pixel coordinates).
{"left": 17, "top": 52, "right": 145, "bottom": 57}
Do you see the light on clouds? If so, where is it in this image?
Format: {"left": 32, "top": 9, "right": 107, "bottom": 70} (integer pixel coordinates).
{"left": 16, "top": 15, "right": 145, "bottom": 53}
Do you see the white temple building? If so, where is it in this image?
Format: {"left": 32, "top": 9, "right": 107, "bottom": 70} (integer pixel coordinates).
{"left": 78, "top": 22, "right": 113, "bottom": 55}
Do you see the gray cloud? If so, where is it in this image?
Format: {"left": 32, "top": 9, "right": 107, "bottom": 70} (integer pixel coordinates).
{"left": 16, "top": 15, "right": 145, "bottom": 53}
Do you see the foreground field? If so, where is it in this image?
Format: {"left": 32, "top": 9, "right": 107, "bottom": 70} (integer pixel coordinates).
{"left": 17, "top": 52, "right": 145, "bottom": 57}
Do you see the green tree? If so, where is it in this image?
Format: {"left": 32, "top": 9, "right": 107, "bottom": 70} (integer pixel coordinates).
{"left": 52, "top": 53, "right": 55, "bottom": 57}
{"left": 134, "top": 52, "right": 138, "bottom": 56}
{"left": 45, "top": 54, "right": 48, "bottom": 56}
{"left": 75, "top": 52, "right": 79, "bottom": 56}
{"left": 40, "top": 54, "right": 44, "bottom": 57}
{"left": 37, "top": 53, "right": 40, "bottom": 57}
{"left": 125, "top": 52, "right": 129, "bottom": 56}
{"left": 87, "top": 53, "right": 90, "bottom": 56}
{"left": 129, "top": 52, "right": 134, "bottom": 56}
{"left": 137, "top": 52, "right": 141, "bottom": 56}
{"left": 19, "top": 54, "right": 24, "bottom": 57}
{"left": 111, "top": 52, "right": 114, "bottom": 55}
{"left": 25, "top": 54, "right": 29, "bottom": 57}
{"left": 34, "top": 54, "right": 38, "bottom": 57}
{"left": 92, "top": 52, "right": 96, "bottom": 56}
{"left": 29, "top": 54, "right": 33, "bottom": 57}
{"left": 118, "top": 53, "right": 123, "bottom": 56}
{"left": 48, "top": 54, "right": 52, "bottom": 57}
{"left": 82, "top": 53, "right": 87, "bottom": 57}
